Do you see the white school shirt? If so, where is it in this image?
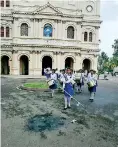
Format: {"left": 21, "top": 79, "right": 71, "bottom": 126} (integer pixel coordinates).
{"left": 72, "top": 73, "right": 75, "bottom": 80}
{"left": 60, "top": 73, "right": 65, "bottom": 81}
{"left": 63, "top": 74, "right": 74, "bottom": 88}
{"left": 50, "top": 73, "right": 57, "bottom": 81}
{"left": 87, "top": 74, "right": 97, "bottom": 83}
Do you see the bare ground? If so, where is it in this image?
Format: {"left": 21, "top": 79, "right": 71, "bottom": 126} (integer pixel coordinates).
{"left": 1, "top": 88, "right": 118, "bottom": 147}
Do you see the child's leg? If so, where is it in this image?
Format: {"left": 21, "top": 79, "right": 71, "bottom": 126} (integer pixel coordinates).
{"left": 89, "top": 92, "right": 94, "bottom": 100}
{"left": 67, "top": 96, "right": 71, "bottom": 107}
{"left": 79, "top": 84, "right": 82, "bottom": 92}
{"left": 51, "top": 89, "right": 54, "bottom": 97}
{"left": 64, "top": 96, "right": 67, "bottom": 109}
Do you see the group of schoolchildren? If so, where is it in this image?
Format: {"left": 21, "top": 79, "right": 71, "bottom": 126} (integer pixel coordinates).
{"left": 44, "top": 67, "right": 98, "bottom": 110}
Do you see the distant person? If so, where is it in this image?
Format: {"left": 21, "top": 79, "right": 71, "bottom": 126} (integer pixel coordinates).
{"left": 87, "top": 70, "right": 98, "bottom": 102}
{"left": 104, "top": 71, "right": 108, "bottom": 80}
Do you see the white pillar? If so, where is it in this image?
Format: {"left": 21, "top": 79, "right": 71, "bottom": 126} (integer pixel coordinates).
{"left": 39, "top": 19, "right": 42, "bottom": 38}
{"left": 54, "top": 20, "right": 58, "bottom": 39}
{"left": 57, "top": 20, "right": 62, "bottom": 39}
{"left": 29, "top": 52, "right": 33, "bottom": 75}
{"left": 95, "top": 27, "right": 99, "bottom": 43}
{"left": 53, "top": 52, "right": 57, "bottom": 69}
{"left": 13, "top": 18, "right": 19, "bottom": 37}
{"left": 77, "top": 24, "right": 81, "bottom": 41}
{"left": 9, "top": 60, "right": 12, "bottom": 75}
{"left": 12, "top": 51, "right": 19, "bottom": 75}
{"left": 35, "top": 19, "right": 39, "bottom": 38}
{"left": 30, "top": 19, "right": 33, "bottom": 37}
{"left": 37, "top": 52, "right": 42, "bottom": 75}
{"left": 62, "top": 21, "right": 66, "bottom": 40}
{"left": 57, "top": 53, "right": 61, "bottom": 70}
{"left": 33, "top": 19, "right": 36, "bottom": 38}
{"left": 60, "top": 53, "right": 65, "bottom": 69}
{"left": 75, "top": 54, "right": 81, "bottom": 70}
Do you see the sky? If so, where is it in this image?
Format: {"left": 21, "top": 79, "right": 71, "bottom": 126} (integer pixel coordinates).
{"left": 100, "top": 0, "right": 118, "bottom": 57}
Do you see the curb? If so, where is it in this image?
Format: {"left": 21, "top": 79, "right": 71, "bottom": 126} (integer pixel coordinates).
{"left": 20, "top": 85, "right": 50, "bottom": 92}
{"left": 1, "top": 75, "right": 46, "bottom": 79}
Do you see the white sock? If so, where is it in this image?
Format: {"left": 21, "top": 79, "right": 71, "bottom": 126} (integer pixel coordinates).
{"left": 64, "top": 96, "right": 67, "bottom": 108}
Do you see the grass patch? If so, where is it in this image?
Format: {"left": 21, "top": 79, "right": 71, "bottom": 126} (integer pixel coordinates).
{"left": 24, "top": 81, "right": 48, "bottom": 89}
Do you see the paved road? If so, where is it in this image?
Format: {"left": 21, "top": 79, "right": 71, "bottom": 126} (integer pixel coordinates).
{"left": 1, "top": 76, "right": 118, "bottom": 119}
{"left": 75, "top": 77, "right": 118, "bottom": 118}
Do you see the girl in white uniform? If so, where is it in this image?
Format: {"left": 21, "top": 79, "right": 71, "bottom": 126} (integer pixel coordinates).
{"left": 87, "top": 70, "right": 98, "bottom": 102}
{"left": 63, "top": 68, "right": 74, "bottom": 110}
{"left": 44, "top": 68, "right": 51, "bottom": 79}
{"left": 50, "top": 69, "right": 58, "bottom": 97}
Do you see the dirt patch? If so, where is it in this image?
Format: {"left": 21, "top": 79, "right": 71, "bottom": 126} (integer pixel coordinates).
{"left": 1, "top": 89, "right": 118, "bottom": 147}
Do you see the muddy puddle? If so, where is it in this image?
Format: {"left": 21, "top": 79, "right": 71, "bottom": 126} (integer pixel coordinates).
{"left": 27, "top": 113, "right": 66, "bottom": 132}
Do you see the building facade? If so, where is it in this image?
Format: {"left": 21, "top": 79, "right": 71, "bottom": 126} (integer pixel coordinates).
{"left": 1, "top": 0, "right": 101, "bottom": 75}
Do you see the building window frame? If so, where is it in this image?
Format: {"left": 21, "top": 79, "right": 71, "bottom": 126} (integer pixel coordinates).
{"left": 84, "top": 32, "right": 88, "bottom": 42}
{"left": 6, "top": 0, "right": 10, "bottom": 7}
{"left": 6, "top": 26, "right": 10, "bottom": 37}
{"left": 1, "top": 0, "right": 4, "bottom": 7}
{"left": 89, "top": 32, "right": 93, "bottom": 42}
{"left": 20, "top": 23, "right": 28, "bottom": 36}
{"left": 1, "top": 26, "right": 4, "bottom": 37}
{"left": 43, "top": 23, "right": 53, "bottom": 37}
{"left": 67, "top": 26, "right": 74, "bottom": 39}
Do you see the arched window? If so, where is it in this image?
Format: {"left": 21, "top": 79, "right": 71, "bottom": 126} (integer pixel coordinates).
{"left": 84, "top": 32, "right": 88, "bottom": 42}
{"left": 6, "top": 0, "right": 10, "bottom": 7}
{"left": 20, "top": 23, "right": 28, "bottom": 36}
{"left": 89, "top": 32, "right": 92, "bottom": 42}
{"left": 67, "top": 26, "right": 74, "bottom": 39}
{"left": 1, "top": 0, "right": 4, "bottom": 7}
{"left": 0, "top": 26, "right": 4, "bottom": 37}
{"left": 6, "top": 27, "right": 10, "bottom": 37}
{"left": 43, "top": 24, "right": 52, "bottom": 37}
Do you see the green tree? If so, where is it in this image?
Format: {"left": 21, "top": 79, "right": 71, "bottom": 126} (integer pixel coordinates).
{"left": 98, "top": 52, "right": 109, "bottom": 73}
{"left": 112, "top": 39, "right": 118, "bottom": 57}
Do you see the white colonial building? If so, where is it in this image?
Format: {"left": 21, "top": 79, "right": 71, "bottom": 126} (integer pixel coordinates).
{"left": 1, "top": 0, "right": 101, "bottom": 75}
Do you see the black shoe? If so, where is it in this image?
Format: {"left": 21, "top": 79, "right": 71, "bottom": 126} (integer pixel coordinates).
{"left": 64, "top": 108, "right": 67, "bottom": 110}
{"left": 67, "top": 106, "right": 71, "bottom": 109}
{"left": 89, "top": 99, "right": 94, "bottom": 102}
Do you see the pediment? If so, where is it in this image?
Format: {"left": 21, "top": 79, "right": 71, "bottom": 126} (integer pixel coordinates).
{"left": 33, "top": 2, "right": 63, "bottom": 15}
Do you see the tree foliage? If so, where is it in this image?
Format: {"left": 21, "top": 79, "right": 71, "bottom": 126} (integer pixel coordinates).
{"left": 98, "top": 39, "right": 118, "bottom": 73}
{"left": 112, "top": 39, "right": 118, "bottom": 57}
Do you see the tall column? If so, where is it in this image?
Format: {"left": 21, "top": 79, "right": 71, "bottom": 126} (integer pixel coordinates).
{"left": 29, "top": 51, "right": 33, "bottom": 75}
{"left": 9, "top": 59, "right": 12, "bottom": 75}
{"left": 13, "top": 18, "right": 19, "bottom": 37}
{"left": 62, "top": 21, "right": 66, "bottom": 40}
{"left": 11, "top": 50, "right": 19, "bottom": 75}
{"left": 32, "top": 51, "right": 41, "bottom": 75}
{"left": 33, "top": 19, "right": 36, "bottom": 38}
{"left": 54, "top": 20, "right": 58, "bottom": 39}
{"left": 60, "top": 52, "right": 65, "bottom": 69}
{"left": 37, "top": 51, "right": 42, "bottom": 75}
{"left": 32, "top": 51, "right": 36, "bottom": 75}
{"left": 53, "top": 52, "right": 57, "bottom": 69}
{"left": 10, "top": 28, "right": 12, "bottom": 38}
{"left": 39, "top": 19, "right": 42, "bottom": 38}
{"left": 95, "top": 27, "right": 99, "bottom": 43}
{"left": 30, "top": 18, "right": 34, "bottom": 37}
{"left": 57, "top": 20, "right": 62, "bottom": 39}
{"left": 75, "top": 53, "right": 82, "bottom": 70}
{"left": 77, "top": 23, "right": 81, "bottom": 41}
{"left": 56, "top": 52, "right": 61, "bottom": 70}
{"left": 35, "top": 19, "right": 39, "bottom": 38}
